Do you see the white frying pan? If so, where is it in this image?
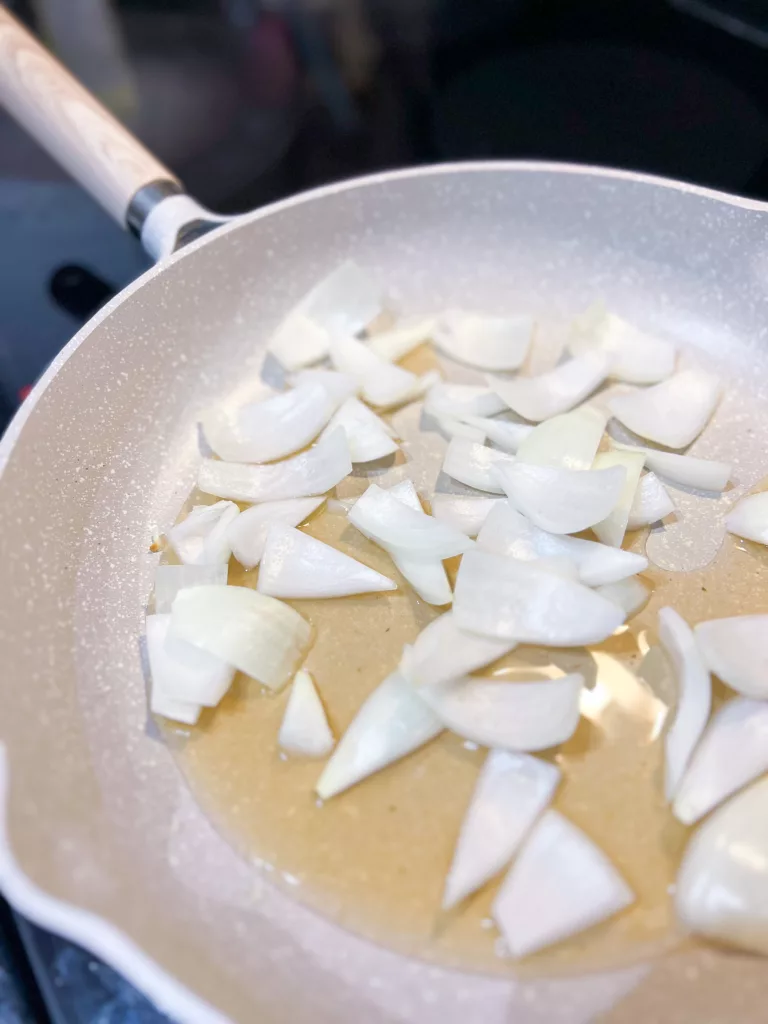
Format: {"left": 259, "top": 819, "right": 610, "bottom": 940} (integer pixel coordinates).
{"left": 2, "top": 7, "right": 768, "bottom": 1024}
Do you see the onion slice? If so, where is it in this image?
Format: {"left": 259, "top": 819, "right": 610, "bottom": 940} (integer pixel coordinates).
{"left": 198, "top": 428, "right": 352, "bottom": 503}
{"left": 267, "top": 312, "right": 330, "bottom": 372}
{"left": 611, "top": 441, "right": 731, "bottom": 492}
{"left": 494, "top": 461, "right": 627, "bottom": 535}
{"left": 488, "top": 351, "right": 609, "bottom": 422}
{"left": 569, "top": 304, "right": 676, "bottom": 384}
{"left": 321, "top": 397, "right": 399, "bottom": 463}
{"left": 443, "top": 751, "right": 560, "bottom": 909}
{"left": 329, "top": 334, "right": 427, "bottom": 409}
{"left": 315, "top": 671, "right": 443, "bottom": 799}
{"left": 385, "top": 480, "right": 452, "bottom": 606}
{"left": 515, "top": 406, "right": 606, "bottom": 470}
{"left": 659, "top": 606, "right": 711, "bottom": 801}
{"left": 289, "top": 369, "right": 359, "bottom": 405}
{"left": 400, "top": 612, "right": 516, "bottom": 689}
{"left": 166, "top": 501, "right": 240, "bottom": 565}
{"left": 367, "top": 317, "right": 435, "bottom": 361}
{"left": 227, "top": 497, "right": 325, "bottom": 570}
{"left": 458, "top": 417, "right": 534, "bottom": 453}
{"left": 434, "top": 416, "right": 486, "bottom": 443}
{"left": 348, "top": 483, "right": 473, "bottom": 559}
{"left": 442, "top": 439, "right": 515, "bottom": 493}
{"left": 433, "top": 311, "right": 533, "bottom": 371}
{"left": 609, "top": 369, "right": 722, "bottom": 449}
{"left": 477, "top": 502, "right": 648, "bottom": 585}
{"left": 454, "top": 549, "right": 625, "bottom": 644}
{"left": 258, "top": 523, "right": 396, "bottom": 598}
{"left": 169, "top": 585, "right": 311, "bottom": 690}
{"left": 278, "top": 670, "right": 335, "bottom": 757}
{"left": 430, "top": 495, "right": 505, "bottom": 537}
{"left": 693, "top": 614, "right": 768, "bottom": 699}
{"left": 146, "top": 613, "right": 235, "bottom": 709}
{"left": 424, "top": 382, "right": 507, "bottom": 420}
{"left": 591, "top": 450, "right": 645, "bottom": 548}
{"left": 627, "top": 472, "right": 676, "bottom": 529}
{"left": 595, "top": 577, "right": 649, "bottom": 618}
{"left": 725, "top": 492, "right": 768, "bottom": 545}
{"left": 420, "top": 673, "right": 584, "bottom": 751}
{"left": 493, "top": 810, "right": 634, "bottom": 958}
{"left": 673, "top": 698, "right": 768, "bottom": 825}
{"left": 153, "top": 563, "right": 228, "bottom": 613}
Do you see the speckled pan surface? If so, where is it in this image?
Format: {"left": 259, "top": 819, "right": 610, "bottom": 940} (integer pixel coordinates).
{"left": 3, "top": 163, "right": 768, "bottom": 1023}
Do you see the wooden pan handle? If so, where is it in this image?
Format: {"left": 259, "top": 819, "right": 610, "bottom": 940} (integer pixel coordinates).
{"left": 0, "top": 6, "right": 181, "bottom": 228}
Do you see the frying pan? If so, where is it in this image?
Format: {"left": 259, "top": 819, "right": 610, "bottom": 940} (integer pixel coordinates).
{"left": 2, "top": 6, "right": 768, "bottom": 1023}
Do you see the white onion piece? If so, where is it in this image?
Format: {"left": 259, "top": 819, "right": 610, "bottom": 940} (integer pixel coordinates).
{"left": 609, "top": 369, "right": 722, "bottom": 449}
{"left": 421, "top": 673, "right": 584, "bottom": 751}
{"left": 494, "top": 461, "right": 626, "bottom": 535}
{"left": 673, "top": 699, "right": 768, "bottom": 825}
{"left": 166, "top": 501, "right": 240, "bottom": 565}
{"left": 442, "top": 439, "right": 514, "bottom": 493}
{"left": 202, "top": 383, "right": 334, "bottom": 464}
{"left": 515, "top": 406, "right": 607, "bottom": 470}
{"left": 289, "top": 369, "right": 359, "bottom": 405}
{"left": 611, "top": 441, "right": 731, "bottom": 492}
{"left": 348, "top": 483, "right": 473, "bottom": 559}
{"left": 459, "top": 416, "right": 534, "bottom": 453}
{"left": 153, "top": 563, "right": 228, "bottom": 613}
{"left": 477, "top": 502, "right": 648, "bottom": 585}
{"left": 443, "top": 751, "right": 560, "bottom": 909}
{"left": 433, "top": 311, "right": 533, "bottom": 371}
{"left": 488, "top": 351, "right": 609, "bottom": 422}
{"left": 258, "top": 523, "right": 396, "bottom": 598}
{"left": 694, "top": 615, "right": 768, "bottom": 699}
{"left": 329, "top": 334, "right": 426, "bottom": 409}
{"left": 493, "top": 810, "right": 634, "bottom": 958}
{"left": 591, "top": 450, "right": 645, "bottom": 548}
{"left": 725, "top": 492, "right": 768, "bottom": 545}
{"left": 227, "top": 497, "right": 325, "bottom": 570}
{"left": 385, "top": 481, "right": 452, "bottom": 606}
{"left": 146, "top": 613, "right": 235, "bottom": 709}
{"left": 367, "top": 317, "right": 435, "bottom": 361}
{"left": 659, "top": 606, "right": 711, "bottom": 801}
{"left": 626, "top": 472, "right": 676, "bottom": 529}
{"left": 315, "top": 671, "right": 443, "bottom": 799}
{"left": 675, "top": 776, "right": 768, "bottom": 955}
{"left": 435, "top": 416, "right": 486, "bottom": 443}
{"left": 198, "top": 428, "right": 352, "bottom": 503}
{"left": 400, "top": 612, "right": 516, "bottom": 689}
{"left": 430, "top": 494, "right": 505, "bottom": 537}
{"left": 278, "top": 670, "right": 335, "bottom": 757}
{"left": 569, "top": 304, "right": 676, "bottom": 384}
{"left": 595, "top": 577, "right": 649, "bottom": 618}
{"left": 424, "top": 382, "right": 507, "bottom": 420}
{"left": 454, "top": 549, "right": 625, "bottom": 644}
{"left": 267, "top": 312, "right": 330, "bottom": 371}
{"left": 169, "top": 585, "right": 311, "bottom": 690}
{"left": 321, "top": 397, "right": 398, "bottom": 463}
{"left": 149, "top": 692, "right": 201, "bottom": 726}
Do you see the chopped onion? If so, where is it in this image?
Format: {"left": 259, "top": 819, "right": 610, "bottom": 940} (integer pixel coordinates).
{"left": 569, "top": 304, "right": 676, "bottom": 384}
{"left": 659, "top": 606, "right": 711, "bottom": 801}
{"left": 591, "top": 450, "right": 645, "bottom": 548}
{"left": 227, "top": 497, "right": 325, "bottom": 570}
{"left": 673, "top": 698, "right": 768, "bottom": 825}
{"left": 146, "top": 612, "right": 235, "bottom": 708}
{"left": 433, "top": 311, "right": 533, "bottom": 371}
{"left": 198, "top": 427, "right": 352, "bottom": 503}
{"left": 488, "top": 351, "right": 609, "bottom": 422}
{"left": 626, "top": 472, "right": 676, "bottom": 529}
{"left": 442, "top": 751, "right": 560, "bottom": 909}
{"left": 367, "top": 317, "right": 435, "bottom": 361}
{"left": 267, "top": 311, "right": 330, "bottom": 372}
{"left": 149, "top": 688, "right": 200, "bottom": 726}
{"left": 169, "top": 585, "right": 311, "bottom": 690}
{"left": 400, "top": 611, "right": 516, "bottom": 689}
{"left": 315, "top": 671, "right": 443, "bottom": 799}
{"left": 694, "top": 614, "right": 768, "bottom": 699}
{"left": 595, "top": 577, "right": 649, "bottom": 618}
{"left": 515, "top": 406, "right": 607, "bottom": 471}
{"left": 675, "top": 775, "right": 768, "bottom": 956}
{"left": 609, "top": 369, "right": 722, "bottom": 449}
{"left": 458, "top": 416, "right": 534, "bottom": 453}
{"left": 289, "top": 369, "right": 359, "bottom": 405}
{"left": 454, "top": 549, "right": 625, "bottom": 645}
{"left": 442, "top": 438, "right": 514, "bottom": 493}
{"left": 258, "top": 523, "right": 396, "bottom": 598}
{"left": 493, "top": 810, "right": 634, "bottom": 958}
{"left": 278, "top": 670, "right": 335, "bottom": 757}
{"left": 494, "top": 461, "right": 627, "bottom": 535}
{"left": 477, "top": 502, "right": 648, "bottom": 585}
{"left": 153, "top": 563, "right": 228, "bottom": 613}
{"left": 725, "top": 492, "right": 768, "bottom": 545}
{"left": 202, "top": 383, "right": 334, "bottom": 464}
{"left": 611, "top": 441, "right": 731, "bottom": 492}
{"left": 166, "top": 501, "right": 240, "bottom": 565}
{"left": 424, "top": 382, "right": 507, "bottom": 420}
{"left": 329, "top": 334, "right": 425, "bottom": 409}
{"left": 321, "top": 397, "right": 399, "bottom": 463}
{"left": 420, "top": 673, "right": 584, "bottom": 751}
{"left": 385, "top": 480, "right": 452, "bottom": 606}
{"left": 435, "top": 415, "right": 486, "bottom": 443}
{"left": 348, "top": 483, "right": 473, "bottom": 559}
{"left": 430, "top": 494, "right": 505, "bottom": 537}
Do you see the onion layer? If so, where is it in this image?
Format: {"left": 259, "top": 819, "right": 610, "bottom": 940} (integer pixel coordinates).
{"left": 515, "top": 406, "right": 606, "bottom": 471}
{"left": 348, "top": 483, "right": 473, "bottom": 559}
{"left": 609, "top": 369, "right": 721, "bottom": 449}
{"left": 489, "top": 351, "right": 609, "bottom": 422}
{"left": 694, "top": 614, "right": 768, "bottom": 699}
{"left": 227, "top": 497, "right": 325, "bottom": 570}
{"left": 166, "top": 501, "right": 240, "bottom": 565}
{"left": 400, "top": 611, "right": 516, "bottom": 689}
{"left": 430, "top": 495, "right": 505, "bottom": 537}
{"left": 278, "top": 670, "right": 335, "bottom": 757}
{"left": 442, "top": 438, "right": 514, "bottom": 493}
{"left": 591, "top": 450, "right": 645, "bottom": 548}
{"left": 627, "top": 472, "right": 676, "bottom": 529}
{"left": 725, "top": 492, "right": 768, "bottom": 546}
{"left": 433, "top": 311, "right": 533, "bottom": 371}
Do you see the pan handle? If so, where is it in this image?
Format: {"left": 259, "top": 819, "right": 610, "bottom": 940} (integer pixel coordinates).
{"left": 0, "top": 6, "right": 226, "bottom": 259}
